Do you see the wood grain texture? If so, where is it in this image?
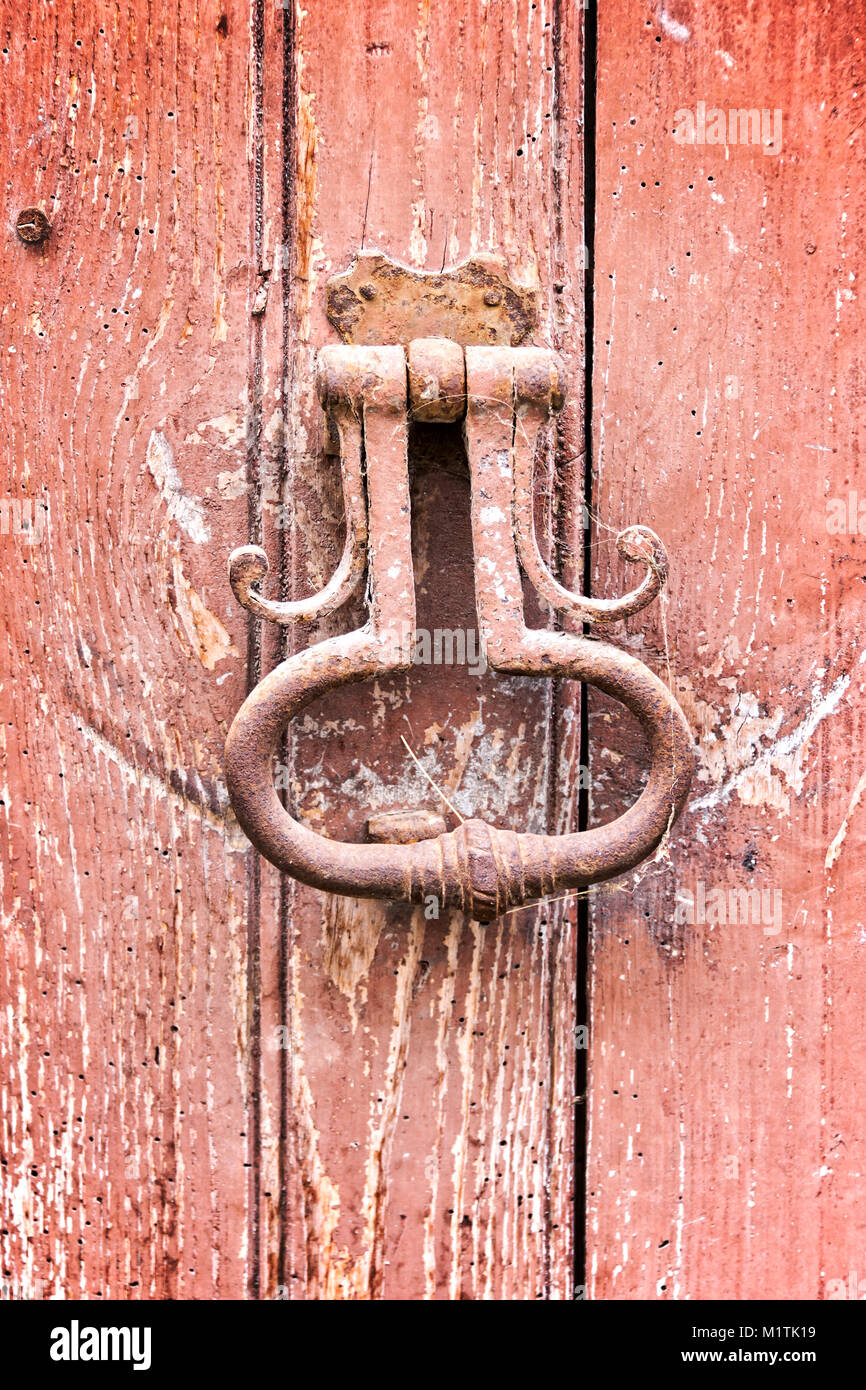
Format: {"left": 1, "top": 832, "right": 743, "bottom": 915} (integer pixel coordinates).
{"left": 0, "top": 0, "right": 258, "bottom": 1297}
{"left": 1, "top": 0, "right": 588, "bottom": 1301}
{"left": 259, "top": 0, "right": 587, "bottom": 1299}
{"left": 588, "top": 0, "right": 866, "bottom": 1299}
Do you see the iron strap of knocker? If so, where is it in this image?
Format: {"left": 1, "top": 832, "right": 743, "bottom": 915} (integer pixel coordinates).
{"left": 223, "top": 331, "right": 695, "bottom": 923}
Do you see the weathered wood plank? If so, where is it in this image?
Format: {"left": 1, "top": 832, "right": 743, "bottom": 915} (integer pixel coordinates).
{"left": 1, "top": 0, "right": 589, "bottom": 1301}
{"left": 588, "top": 0, "right": 866, "bottom": 1298}
{"left": 265, "top": 0, "right": 586, "bottom": 1298}
{"left": 0, "top": 0, "right": 257, "bottom": 1298}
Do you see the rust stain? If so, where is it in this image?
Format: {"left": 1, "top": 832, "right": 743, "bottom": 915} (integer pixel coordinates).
{"left": 296, "top": 87, "right": 319, "bottom": 325}
{"left": 326, "top": 250, "right": 538, "bottom": 346}
{"left": 170, "top": 553, "right": 238, "bottom": 670}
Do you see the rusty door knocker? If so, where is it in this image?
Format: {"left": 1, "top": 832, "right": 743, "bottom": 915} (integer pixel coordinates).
{"left": 223, "top": 255, "right": 694, "bottom": 922}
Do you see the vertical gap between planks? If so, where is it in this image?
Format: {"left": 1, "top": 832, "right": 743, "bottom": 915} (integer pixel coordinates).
{"left": 550, "top": 0, "right": 592, "bottom": 1299}
{"left": 245, "top": 0, "right": 267, "bottom": 1301}
{"left": 547, "top": 0, "right": 567, "bottom": 1302}
{"left": 276, "top": 0, "right": 299, "bottom": 1298}
{"left": 575, "top": 0, "right": 598, "bottom": 1297}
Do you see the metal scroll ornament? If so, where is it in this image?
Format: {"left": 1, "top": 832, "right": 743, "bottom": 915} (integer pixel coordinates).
{"left": 223, "top": 255, "right": 694, "bottom": 923}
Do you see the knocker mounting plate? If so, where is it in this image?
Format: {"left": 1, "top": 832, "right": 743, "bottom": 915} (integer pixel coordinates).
{"left": 223, "top": 253, "right": 695, "bottom": 923}
{"left": 325, "top": 250, "right": 538, "bottom": 346}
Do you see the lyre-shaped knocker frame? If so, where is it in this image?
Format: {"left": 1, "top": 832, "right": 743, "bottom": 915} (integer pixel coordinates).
{"left": 224, "top": 337, "right": 694, "bottom": 922}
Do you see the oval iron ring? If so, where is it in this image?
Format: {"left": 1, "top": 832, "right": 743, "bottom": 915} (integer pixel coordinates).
{"left": 224, "top": 628, "right": 695, "bottom": 923}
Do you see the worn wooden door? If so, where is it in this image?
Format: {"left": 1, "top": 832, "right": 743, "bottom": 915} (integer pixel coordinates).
{"left": 1, "top": 0, "right": 863, "bottom": 1303}
{"left": 587, "top": 0, "right": 866, "bottom": 1301}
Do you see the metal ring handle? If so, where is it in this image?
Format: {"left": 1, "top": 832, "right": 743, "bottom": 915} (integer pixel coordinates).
{"left": 223, "top": 629, "right": 694, "bottom": 922}
{"left": 224, "top": 337, "right": 694, "bottom": 921}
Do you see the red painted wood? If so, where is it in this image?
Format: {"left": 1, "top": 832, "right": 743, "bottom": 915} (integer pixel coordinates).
{"left": 10, "top": 0, "right": 855, "bottom": 1306}
{"left": 1, "top": 0, "right": 586, "bottom": 1300}
{"left": 261, "top": 0, "right": 587, "bottom": 1299}
{"left": 588, "top": 0, "right": 866, "bottom": 1299}
{"left": 0, "top": 1, "right": 257, "bottom": 1298}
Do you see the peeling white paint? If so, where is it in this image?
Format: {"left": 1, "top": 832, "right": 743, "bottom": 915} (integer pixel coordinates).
{"left": 660, "top": 9, "right": 691, "bottom": 43}
{"left": 825, "top": 769, "right": 866, "bottom": 869}
{"left": 691, "top": 670, "right": 852, "bottom": 815}
{"left": 146, "top": 430, "right": 210, "bottom": 543}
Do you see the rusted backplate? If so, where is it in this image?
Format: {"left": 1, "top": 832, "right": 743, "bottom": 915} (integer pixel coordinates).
{"left": 326, "top": 250, "right": 537, "bottom": 346}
